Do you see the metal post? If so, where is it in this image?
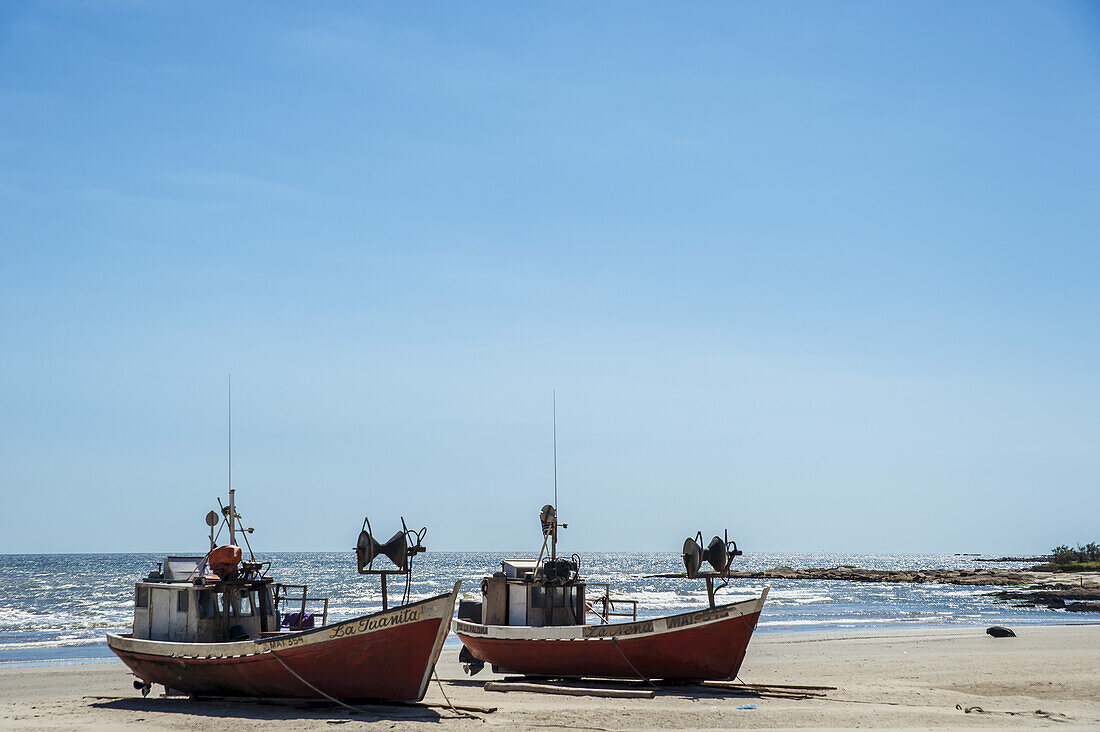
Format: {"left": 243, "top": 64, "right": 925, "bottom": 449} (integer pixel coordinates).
{"left": 228, "top": 489, "right": 236, "bottom": 546}
{"left": 381, "top": 573, "right": 388, "bottom": 612}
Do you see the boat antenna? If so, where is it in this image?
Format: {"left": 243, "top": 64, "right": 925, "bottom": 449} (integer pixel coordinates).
{"left": 552, "top": 390, "right": 558, "bottom": 562}
{"left": 228, "top": 373, "right": 235, "bottom": 546}
{"left": 553, "top": 390, "right": 558, "bottom": 513}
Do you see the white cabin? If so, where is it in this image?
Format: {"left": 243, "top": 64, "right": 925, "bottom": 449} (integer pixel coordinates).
{"left": 478, "top": 558, "right": 586, "bottom": 627}
{"left": 131, "top": 556, "right": 278, "bottom": 642}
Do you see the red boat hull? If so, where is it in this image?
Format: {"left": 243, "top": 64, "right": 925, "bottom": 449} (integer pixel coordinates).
{"left": 108, "top": 585, "right": 458, "bottom": 702}
{"left": 455, "top": 589, "right": 767, "bottom": 680}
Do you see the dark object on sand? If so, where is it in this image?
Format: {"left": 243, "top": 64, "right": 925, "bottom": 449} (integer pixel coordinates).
{"left": 986, "top": 626, "right": 1016, "bottom": 638}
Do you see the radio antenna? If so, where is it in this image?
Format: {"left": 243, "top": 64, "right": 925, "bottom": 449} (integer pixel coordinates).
{"left": 228, "top": 373, "right": 232, "bottom": 493}
{"left": 228, "top": 373, "right": 235, "bottom": 545}
{"left": 553, "top": 390, "right": 558, "bottom": 512}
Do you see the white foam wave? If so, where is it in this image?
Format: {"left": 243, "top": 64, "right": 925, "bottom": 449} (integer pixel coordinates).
{"left": 0, "top": 636, "right": 110, "bottom": 650}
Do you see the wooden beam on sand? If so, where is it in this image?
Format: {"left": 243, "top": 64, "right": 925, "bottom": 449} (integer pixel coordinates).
{"left": 666, "top": 685, "right": 818, "bottom": 701}
{"left": 708, "top": 682, "right": 831, "bottom": 699}
{"left": 713, "top": 681, "right": 837, "bottom": 691}
{"left": 422, "top": 702, "right": 498, "bottom": 714}
{"left": 484, "top": 681, "right": 655, "bottom": 699}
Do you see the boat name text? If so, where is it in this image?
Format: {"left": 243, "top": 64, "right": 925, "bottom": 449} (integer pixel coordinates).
{"left": 327, "top": 607, "right": 423, "bottom": 640}
{"left": 666, "top": 607, "right": 730, "bottom": 630}
{"left": 455, "top": 621, "right": 487, "bottom": 634}
{"left": 583, "top": 620, "right": 654, "bottom": 638}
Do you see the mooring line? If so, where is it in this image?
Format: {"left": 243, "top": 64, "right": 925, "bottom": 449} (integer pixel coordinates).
{"left": 609, "top": 637, "right": 659, "bottom": 689}
{"left": 269, "top": 648, "right": 478, "bottom": 721}
{"left": 267, "top": 649, "right": 365, "bottom": 714}
{"left": 434, "top": 668, "right": 480, "bottom": 720}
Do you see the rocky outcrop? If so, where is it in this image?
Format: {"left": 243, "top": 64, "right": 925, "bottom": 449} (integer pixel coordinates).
{"left": 993, "top": 587, "right": 1100, "bottom": 612}
{"left": 646, "top": 566, "right": 1100, "bottom": 612}
{"left": 718, "top": 566, "right": 1040, "bottom": 586}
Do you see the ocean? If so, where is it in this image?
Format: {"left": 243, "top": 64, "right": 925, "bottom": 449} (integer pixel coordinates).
{"left": 0, "top": 551, "right": 1084, "bottom": 667}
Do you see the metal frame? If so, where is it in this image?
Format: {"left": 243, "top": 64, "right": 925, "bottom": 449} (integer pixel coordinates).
{"left": 355, "top": 516, "right": 426, "bottom": 611}
{"left": 683, "top": 529, "right": 744, "bottom": 608}
{"left": 273, "top": 584, "right": 330, "bottom": 628}
{"left": 584, "top": 583, "right": 638, "bottom": 625}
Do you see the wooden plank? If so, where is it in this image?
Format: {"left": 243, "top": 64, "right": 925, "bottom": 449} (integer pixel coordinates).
{"left": 424, "top": 702, "right": 497, "bottom": 714}
{"left": 484, "top": 681, "right": 655, "bottom": 699}
{"left": 702, "top": 680, "right": 835, "bottom": 692}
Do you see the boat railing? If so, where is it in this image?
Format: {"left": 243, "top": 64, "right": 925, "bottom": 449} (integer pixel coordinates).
{"left": 273, "top": 583, "right": 330, "bottom": 629}
{"left": 584, "top": 583, "right": 638, "bottom": 625}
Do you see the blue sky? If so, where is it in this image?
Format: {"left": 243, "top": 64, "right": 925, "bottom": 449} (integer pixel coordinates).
{"left": 1, "top": 2, "right": 1098, "bottom": 554}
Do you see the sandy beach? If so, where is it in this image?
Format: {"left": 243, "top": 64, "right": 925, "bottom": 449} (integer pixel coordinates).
{"left": 3, "top": 624, "right": 1098, "bottom": 730}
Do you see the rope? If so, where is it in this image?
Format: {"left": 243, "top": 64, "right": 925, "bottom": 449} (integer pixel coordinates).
{"left": 956, "top": 703, "right": 1069, "bottom": 722}
{"left": 609, "top": 637, "right": 659, "bottom": 690}
{"left": 433, "top": 668, "right": 479, "bottom": 720}
{"left": 268, "top": 649, "right": 364, "bottom": 714}
{"left": 269, "top": 648, "right": 479, "bottom": 721}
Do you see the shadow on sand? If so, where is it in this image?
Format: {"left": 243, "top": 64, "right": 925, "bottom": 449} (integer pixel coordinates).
{"left": 90, "top": 696, "right": 444, "bottom": 724}
{"left": 447, "top": 675, "right": 828, "bottom": 703}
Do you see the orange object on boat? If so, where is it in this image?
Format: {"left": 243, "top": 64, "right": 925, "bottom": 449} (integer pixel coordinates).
{"left": 209, "top": 544, "right": 242, "bottom": 579}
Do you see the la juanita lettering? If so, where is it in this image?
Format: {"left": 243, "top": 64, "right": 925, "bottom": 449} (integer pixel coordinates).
{"left": 327, "top": 607, "right": 422, "bottom": 640}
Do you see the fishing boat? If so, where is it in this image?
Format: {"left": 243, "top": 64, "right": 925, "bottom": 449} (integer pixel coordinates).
{"left": 453, "top": 504, "right": 768, "bottom": 681}
{"left": 107, "top": 488, "right": 458, "bottom": 702}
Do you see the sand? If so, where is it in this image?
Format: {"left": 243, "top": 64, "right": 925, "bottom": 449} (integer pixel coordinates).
{"left": 2, "top": 624, "right": 1098, "bottom": 730}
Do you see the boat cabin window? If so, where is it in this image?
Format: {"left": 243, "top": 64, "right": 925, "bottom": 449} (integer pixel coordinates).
{"left": 197, "top": 590, "right": 215, "bottom": 618}
{"left": 237, "top": 590, "right": 254, "bottom": 617}
{"left": 212, "top": 589, "right": 256, "bottom": 617}
{"left": 531, "top": 586, "right": 545, "bottom": 608}
{"left": 177, "top": 589, "right": 189, "bottom": 612}
{"left": 135, "top": 586, "right": 149, "bottom": 608}
{"left": 552, "top": 587, "right": 565, "bottom": 607}
{"left": 259, "top": 588, "right": 274, "bottom": 617}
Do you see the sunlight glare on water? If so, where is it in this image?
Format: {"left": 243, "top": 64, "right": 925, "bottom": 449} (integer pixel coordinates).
{"left": 0, "top": 551, "right": 1076, "bottom": 665}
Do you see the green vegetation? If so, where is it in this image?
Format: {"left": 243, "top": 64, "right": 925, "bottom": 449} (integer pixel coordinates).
{"left": 1051, "top": 543, "right": 1100, "bottom": 571}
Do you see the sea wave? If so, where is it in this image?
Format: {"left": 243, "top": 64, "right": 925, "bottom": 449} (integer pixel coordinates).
{"left": 0, "top": 551, "right": 1075, "bottom": 664}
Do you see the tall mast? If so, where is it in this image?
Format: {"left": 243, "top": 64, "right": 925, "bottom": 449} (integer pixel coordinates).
{"left": 228, "top": 373, "right": 236, "bottom": 545}
{"left": 551, "top": 390, "right": 557, "bottom": 562}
